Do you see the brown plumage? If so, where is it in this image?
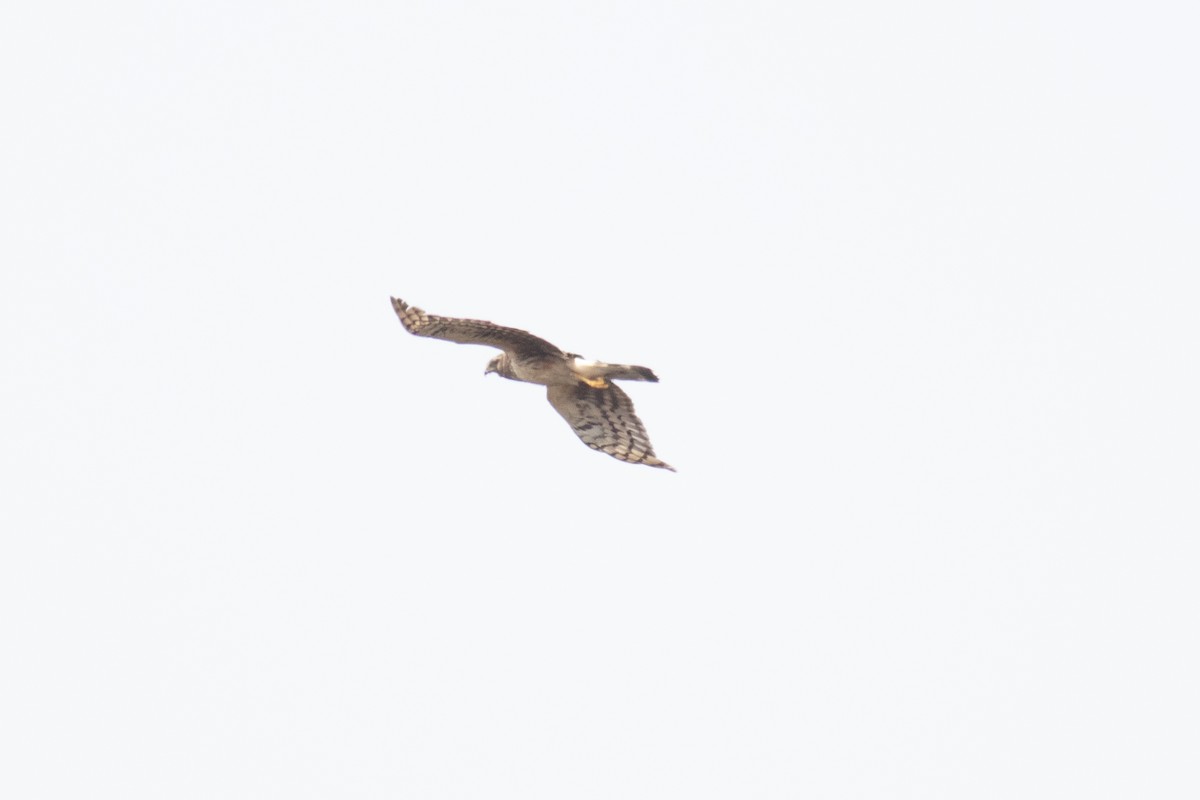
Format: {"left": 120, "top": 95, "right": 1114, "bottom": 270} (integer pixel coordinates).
{"left": 390, "top": 297, "right": 673, "bottom": 471}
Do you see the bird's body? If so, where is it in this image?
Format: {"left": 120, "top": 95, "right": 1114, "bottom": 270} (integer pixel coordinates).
{"left": 485, "top": 351, "right": 577, "bottom": 385}
{"left": 485, "top": 351, "right": 658, "bottom": 389}
{"left": 390, "top": 296, "right": 673, "bottom": 471}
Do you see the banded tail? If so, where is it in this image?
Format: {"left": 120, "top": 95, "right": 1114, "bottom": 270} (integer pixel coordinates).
{"left": 571, "top": 356, "right": 659, "bottom": 383}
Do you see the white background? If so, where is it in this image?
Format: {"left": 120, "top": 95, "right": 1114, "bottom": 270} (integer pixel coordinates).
{"left": 2, "top": 2, "right": 1197, "bottom": 797}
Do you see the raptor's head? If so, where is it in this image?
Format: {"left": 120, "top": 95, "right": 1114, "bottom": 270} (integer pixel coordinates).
{"left": 484, "top": 353, "right": 508, "bottom": 377}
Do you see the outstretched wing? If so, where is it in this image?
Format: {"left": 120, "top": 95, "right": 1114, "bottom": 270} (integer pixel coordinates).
{"left": 546, "top": 383, "right": 674, "bottom": 471}
{"left": 391, "top": 297, "right": 563, "bottom": 357}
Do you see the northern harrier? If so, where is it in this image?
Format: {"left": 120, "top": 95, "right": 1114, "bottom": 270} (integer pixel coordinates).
{"left": 390, "top": 297, "right": 674, "bottom": 471}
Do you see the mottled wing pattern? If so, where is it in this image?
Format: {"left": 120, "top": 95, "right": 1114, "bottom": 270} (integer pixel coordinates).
{"left": 391, "top": 297, "right": 563, "bottom": 357}
{"left": 546, "top": 383, "right": 674, "bottom": 471}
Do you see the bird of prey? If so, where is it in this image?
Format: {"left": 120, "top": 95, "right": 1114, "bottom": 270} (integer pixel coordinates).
{"left": 390, "top": 296, "right": 674, "bottom": 471}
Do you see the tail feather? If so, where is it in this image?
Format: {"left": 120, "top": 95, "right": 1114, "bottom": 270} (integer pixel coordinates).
{"left": 602, "top": 363, "right": 659, "bottom": 382}
{"left": 572, "top": 357, "right": 659, "bottom": 383}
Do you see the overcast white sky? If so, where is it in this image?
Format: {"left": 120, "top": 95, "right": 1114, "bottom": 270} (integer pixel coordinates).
{"left": 2, "top": 1, "right": 1198, "bottom": 798}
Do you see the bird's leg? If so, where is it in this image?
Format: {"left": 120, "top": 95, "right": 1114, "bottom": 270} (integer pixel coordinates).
{"left": 580, "top": 376, "right": 610, "bottom": 389}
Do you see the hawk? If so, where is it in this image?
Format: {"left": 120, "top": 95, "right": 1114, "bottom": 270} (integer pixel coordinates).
{"left": 390, "top": 296, "right": 674, "bottom": 471}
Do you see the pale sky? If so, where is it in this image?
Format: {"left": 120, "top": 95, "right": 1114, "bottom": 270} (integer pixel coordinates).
{"left": 2, "top": 2, "right": 1198, "bottom": 798}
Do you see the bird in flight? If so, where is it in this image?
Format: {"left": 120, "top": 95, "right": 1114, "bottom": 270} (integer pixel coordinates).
{"left": 390, "top": 297, "right": 674, "bottom": 471}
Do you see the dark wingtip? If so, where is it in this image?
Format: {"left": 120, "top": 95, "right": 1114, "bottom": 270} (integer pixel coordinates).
{"left": 646, "top": 457, "right": 675, "bottom": 471}
{"left": 638, "top": 367, "right": 660, "bottom": 382}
